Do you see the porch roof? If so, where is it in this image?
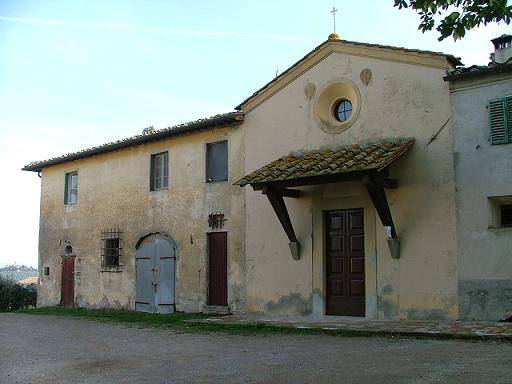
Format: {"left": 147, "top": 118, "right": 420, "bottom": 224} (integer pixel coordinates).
{"left": 235, "top": 138, "right": 415, "bottom": 188}
{"left": 236, "top": 138, "right": 415, "bottom": 260}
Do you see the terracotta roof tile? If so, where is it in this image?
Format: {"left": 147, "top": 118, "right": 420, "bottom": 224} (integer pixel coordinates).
{"left": 235, "top": 138, "right": 415, "bottom": 187}
{"left": 22, "top": 112, "right": 244, "bottom": 172}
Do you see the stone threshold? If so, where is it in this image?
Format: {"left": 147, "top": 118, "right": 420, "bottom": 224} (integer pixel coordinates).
{"left": 186, "top": 314, "right": 512, "bottom": 341}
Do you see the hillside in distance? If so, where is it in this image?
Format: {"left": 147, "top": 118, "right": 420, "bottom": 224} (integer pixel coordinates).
{"left": 0, "top": 263, "right": 38, "bottom": 282}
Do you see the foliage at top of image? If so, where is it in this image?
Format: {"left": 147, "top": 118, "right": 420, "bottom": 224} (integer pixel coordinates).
{"left": 394, "top": 0, "right": 512, "bottom": 40}
{"left": 0, "top": 276, "right": 37, "bottom": 312}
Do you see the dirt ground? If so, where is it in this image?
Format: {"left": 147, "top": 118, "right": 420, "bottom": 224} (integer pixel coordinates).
{"left": 1, "top": 313, "right": 511, "bottom": 384}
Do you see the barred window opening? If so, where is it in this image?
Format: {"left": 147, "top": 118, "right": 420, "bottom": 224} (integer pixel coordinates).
{"left": 101, "top": 229, "right": 123, "bottom": 271}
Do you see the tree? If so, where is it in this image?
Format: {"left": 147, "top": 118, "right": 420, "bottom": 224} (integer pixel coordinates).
{"left": 394, "top": 0, "right": 512, "bottom": 41}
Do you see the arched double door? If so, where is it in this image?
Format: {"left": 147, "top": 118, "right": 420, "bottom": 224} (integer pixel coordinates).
{"left": 135, "top": 234, "right": 176, "bottom": 314}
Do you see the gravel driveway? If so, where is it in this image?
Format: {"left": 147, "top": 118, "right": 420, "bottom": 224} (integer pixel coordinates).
{"left": 1, "top": 313, "right": 511, "bottom": 384}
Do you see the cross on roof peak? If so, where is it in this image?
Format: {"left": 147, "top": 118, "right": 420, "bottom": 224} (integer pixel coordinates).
{"left": 331, "top": 6, "right": 338, "bottom": 33}
{"left": 328, "top": 6, "right": 341, "bottom": 41}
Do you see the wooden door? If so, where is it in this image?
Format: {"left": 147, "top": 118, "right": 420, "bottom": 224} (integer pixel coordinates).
{"left": 135, "top": 238, "right": 155, "bottom": 313}
{"left": 154, "top": 237, "right": 176, "bottom": 314}
{"left": 60, "top": 257, "right": 75, "bottom": 307}
{"left": 207, "top": 232, "right": 228, "bottom": 306}
{"left": 326, "top": 209, "right": 365, "bottom": 316}
{"left": 135, "top": 235, "right": 175, "bottom": 313}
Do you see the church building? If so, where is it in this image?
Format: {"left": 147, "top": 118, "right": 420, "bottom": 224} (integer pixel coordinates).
{"left": 24, "top": 32, "right": 510, "bottom": 321}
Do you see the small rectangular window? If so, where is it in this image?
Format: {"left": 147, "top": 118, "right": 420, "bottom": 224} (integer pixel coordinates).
{"left": 501, "top": 205, "right": 512, "bottom": 228}
{"left": 101, "top": 229, "right": 122, "bottom": 271}
{"left": 150, "top": 152, "right": 169, "bottom": 191}
{"left": 64, "top": 171, "right": 78, "bottom": 205}
{"left": 206, "top": 141, "right": 228, "bottom": 182}
{"left": 489, "top": 96, "right": 512, "bottom": 145}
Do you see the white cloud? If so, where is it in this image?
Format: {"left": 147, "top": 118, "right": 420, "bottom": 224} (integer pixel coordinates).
{"left": 0, "top": 16, "right": 316, "bottom": 44}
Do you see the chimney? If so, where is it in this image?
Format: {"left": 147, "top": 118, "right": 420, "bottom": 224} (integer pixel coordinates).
{"left": 490, "top": 34, "right": 512, "bottom": 64}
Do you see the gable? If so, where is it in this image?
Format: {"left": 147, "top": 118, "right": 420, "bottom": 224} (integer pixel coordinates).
{"left": 236, "top": 38, "right": 460, "bottom": 113}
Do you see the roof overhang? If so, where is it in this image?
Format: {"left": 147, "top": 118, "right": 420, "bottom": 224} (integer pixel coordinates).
{"left": 444, "top": 61, "right": 512, "bottom": 82}
{"left": 22, "top": 112, "right": 244, "bottom": 172}
{"left": 236, "top": 138, "right": 415, "bottom": 259}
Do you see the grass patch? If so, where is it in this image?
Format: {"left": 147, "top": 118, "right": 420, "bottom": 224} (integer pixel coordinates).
{"left": 14, "top": 307, "right": 511, "bottom": 342}
{"left": 15, "top": 307, "right": 370, "bottom": 337}
{"left": 16, "top": 307, "right": 208, "bottom": 327}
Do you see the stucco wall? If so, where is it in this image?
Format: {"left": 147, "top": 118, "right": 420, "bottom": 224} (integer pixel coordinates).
{"left": 37, "top": 126, "right": 245, "bottom": 313}
{"left": 242, "top": 48, "right": 458, "bottom": 319}
{"left": 450, "top": 74, "right": 512, "bottom": 320}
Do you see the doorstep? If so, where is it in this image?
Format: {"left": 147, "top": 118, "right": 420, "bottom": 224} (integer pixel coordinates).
{"left": 202, "top": 305, "right": 232, "bottom": 315}
{"left": 186, "top": 314, "right": 512, "bottom": 341}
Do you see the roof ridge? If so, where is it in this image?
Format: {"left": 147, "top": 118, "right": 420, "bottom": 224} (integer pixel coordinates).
{"left": 235, "top": 38, "right": 461, "bottom": 110}
{"left": 22, "top": 111, "right": 243, "bottom": 172}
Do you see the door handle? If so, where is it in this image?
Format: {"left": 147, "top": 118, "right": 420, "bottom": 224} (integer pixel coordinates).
{"left": 151, "top": 266, "right": 159, "bottom": 291}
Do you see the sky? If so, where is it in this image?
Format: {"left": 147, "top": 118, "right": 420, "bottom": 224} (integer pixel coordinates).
{"left": 0, "top": 0, "right": 510, "bottom": 268}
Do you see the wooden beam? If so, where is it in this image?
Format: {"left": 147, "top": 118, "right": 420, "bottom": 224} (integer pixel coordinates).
{"left": 382, "top": 178, "right": 398, "bottom": 189}
{"left": 251, "top": 171, "right": 369, "bottom": 190}
{"left": 261, "top": 185, "right": 299, "bottom": 247}
{"left": 279, "top": 188, "right": 303, "bottom": 198}
{"left": 363, "top": 175, "right": 397, "bottom": 238}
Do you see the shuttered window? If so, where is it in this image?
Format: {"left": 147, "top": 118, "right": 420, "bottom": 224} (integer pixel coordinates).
{"left": 489, "top": 96, "right": 512, "bottom": 145}
{"left": 64, "top": 171, "right": 78, "bottom": 205}
{"left": 206, "top": 141, "right": 228, "bottom": 182}
{"left": 150, "top": 152, "right": 169, "bottom": 191}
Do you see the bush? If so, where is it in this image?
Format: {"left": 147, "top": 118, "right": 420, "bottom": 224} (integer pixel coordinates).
{"left": 0, "top": 275, "right": 37, "bottom": 311}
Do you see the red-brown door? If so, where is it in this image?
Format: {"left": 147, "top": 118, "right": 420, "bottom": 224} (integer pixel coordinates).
{"left": 326, "top": 209, "right": 365, "bottom": 316}
{"left": 207, "top": 232, "right": 227, "bottom": 306}
{"left": 60, "top": 257, "right": 75, "bottom": 307}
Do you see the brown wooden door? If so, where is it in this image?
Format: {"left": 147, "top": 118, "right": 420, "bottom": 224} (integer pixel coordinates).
{"left": 207, "top": 232, "right": 228, "bottom": 306}
{"left": 326, "top": 209, "right": 365, "bottom": 316}
{"left": 60, "top": 257, "right": 75, "bottom": 307}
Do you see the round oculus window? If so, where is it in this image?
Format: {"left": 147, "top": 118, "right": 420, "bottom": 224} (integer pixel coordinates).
{"left": 334, "top": 99, "right": 353, "bottom": 122}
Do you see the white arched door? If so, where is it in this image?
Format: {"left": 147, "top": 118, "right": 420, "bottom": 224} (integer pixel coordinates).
{"left": 135, "top": 235, "right": 176, "bottom": 314}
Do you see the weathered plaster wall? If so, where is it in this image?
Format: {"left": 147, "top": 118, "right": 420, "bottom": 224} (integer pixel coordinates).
{"left": 37, "top": 126, "right": 245, "bottom": 313}
{"left": 450, "top": 74, "right": 512, "bottom": 320}
{"left": 242, "top": 49, "right": 458, "bottom": 319}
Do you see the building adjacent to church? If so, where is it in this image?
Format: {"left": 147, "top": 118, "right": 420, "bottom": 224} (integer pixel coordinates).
{"left": 445, "top": 34, "right": 512, "bottom": 321}
{"left": 25, "top": 113, "right": 246, "bottom": 314}
{"left": 24, "top": 33, "right": 512, "bottom": 321}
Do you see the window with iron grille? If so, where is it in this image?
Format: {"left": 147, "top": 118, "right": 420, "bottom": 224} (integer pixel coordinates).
{"left": 150, "top": 152, "right": 169, "bottom": 191}
{"left": 101, "top": 229, "right": 122, "bottom": 271}
{"left": 488, "top": 96, "right": 512, "bottom": 145}
{"left": 206, "top": 140, "right": 228, "bottom": 182}
{"left": 64, "top": 171, "right": 78, "bottom": 204}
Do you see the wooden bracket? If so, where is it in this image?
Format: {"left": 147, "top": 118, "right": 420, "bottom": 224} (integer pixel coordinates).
{"left": 363, "top": 174, "right": 400, "bottom": 258}
{"left": 261, "top": 185, "right": 300, "bottom": 259}
{"left": 363, "top": 174, "right": 398, "bottom": 238}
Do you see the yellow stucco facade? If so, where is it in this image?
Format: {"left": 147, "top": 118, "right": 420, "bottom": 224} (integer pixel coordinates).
{"left": 240, "top": 41, "right": 459, "bottom": 319}
{"left": 37, "top": 124, "right": 246, "bottom": 313}
{"left": 31, "top": 39, "right": 462, "bottom": 320}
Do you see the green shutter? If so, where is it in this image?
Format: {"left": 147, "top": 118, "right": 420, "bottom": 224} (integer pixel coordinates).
{"left": 489, "top": 97, "right": 510, "bottom": 145}
{"left": 64, "top": 173, "right": 69, "bottom": 204}
{"left": 507, "top": 96, "right": 512, "bottom": 143}
{"left": 150, "top": 155, "right": 155, "bottom": 191}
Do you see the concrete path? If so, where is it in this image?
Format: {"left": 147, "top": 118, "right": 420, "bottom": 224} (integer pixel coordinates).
{"left": 2, "top": 313, "right": 512, "bottom": 384}
{"left": 189, "top": 314, "right": 512, "bottom": 340}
